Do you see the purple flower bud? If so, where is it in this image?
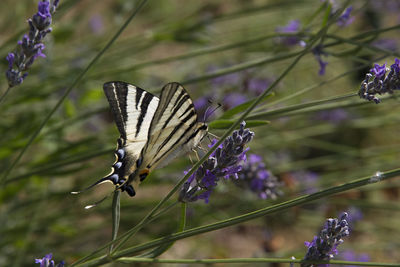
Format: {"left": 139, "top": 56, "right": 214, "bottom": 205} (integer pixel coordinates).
{"left": 5, "top": 0, "right": 60, "bottom": 88}
{"left": 337, "top": 6, "right": 354, "bottom": 27}
{"left": 179, "top": 121, "right": 254, "bottom": 203}
{"left": 370, "top": 63, "right": 386, "bottom": 78}
{"left": 6, "top": 53, "right": 15, "bottom": 69}
{"left": 302, "top": 212, "right": 350, "bottom": 266}
{"left": 359, "top": 58, "right": 400, "bottom": 103}
{"left": 35, "top": 253, "right": 65, "bottom": 267}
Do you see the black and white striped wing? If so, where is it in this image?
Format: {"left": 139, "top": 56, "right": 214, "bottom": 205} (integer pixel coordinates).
{"left": 140, "top": 82, "right": 201, "bottom": 171}
{"left": 103, "top": 81, "right": 159, "bottom": 157}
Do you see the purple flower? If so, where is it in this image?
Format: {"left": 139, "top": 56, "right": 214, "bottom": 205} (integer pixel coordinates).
{"left": 179, "top": 121, "right": 254, "bottom": 203}
{"left": 89, "top": 14, "right": 104, "bottom": 35}
{"left": 337, "top": 6, "right": 354, "bottom": 27}
{"left": 207, "top": 65, "right": 241, "bottom": 88}
{"left": 340, "top": 250, "right": 370, "bottom": 267}
{"left": 222, "top": 93, "right": 247, "bottom": 110}
{"left": 246, "top": 78, "right": 271, "bottom": 96}
{"left": 302, "top": 212, "right": 350, "bottom": 267}
{"left": 346, "top": 207, "right": 363, "bottom": 230}
{"left": 5, "top": 0, "right": 59, "bottom": 88}
{"left": 312, "top": 45, "right": 328, "bottom": 76}
{"left": 370, "top": 63, "right": 386, "bottom": 78}
{"left": 35, "top": 253, "right": 65, "bottom": 267}
{"left": 236, "top": 154, "right": 282, "bottom": 199}
{"left": 359, "top": 58, "right": 400, "bottom": 103}
{"left": 275, "top": 20, "right": 302, "bottom": 46}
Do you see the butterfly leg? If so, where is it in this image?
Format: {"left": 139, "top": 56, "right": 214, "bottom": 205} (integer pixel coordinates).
{"left": 192, "top": 148, "right": 200, "bottom": 161}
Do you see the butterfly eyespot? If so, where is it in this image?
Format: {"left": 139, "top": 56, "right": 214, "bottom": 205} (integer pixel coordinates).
{"left": 109, "top": 174, "right": 119, "bottom": 184}
{"left": 116, "top": 149, "right": 125, "bottom": 159}
{"left": 114, "top": 161, "right": 122, "bottom": 169}
{"left": 139, "top": 169, "right": 149, "bottom": 182}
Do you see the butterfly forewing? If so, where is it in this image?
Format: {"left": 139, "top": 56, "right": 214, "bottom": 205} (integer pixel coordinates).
{"left": 139, "top": 82, "right": 203, "bottom": 172}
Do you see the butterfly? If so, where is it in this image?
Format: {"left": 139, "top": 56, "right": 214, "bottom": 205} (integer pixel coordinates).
{"left": 82, "top": 81, "right": 208, "bottom": 197}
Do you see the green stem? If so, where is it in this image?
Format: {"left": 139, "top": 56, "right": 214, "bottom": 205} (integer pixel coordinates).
{"left": 109, "top": 191, "right": 121, "bottom": 254}
{"left": 0, "top": 86, "right": 12, "bottom": 105}
{"left": 247, "top": 92, "right": 358, "bottom": 120}
{"left": 138, "top": 202, "right": 187, "bottom": 258}
{"left": 115, "top": 257, "right": 400, "bottom": 266}
{"left": 182, "top": 51, "right": 301, "bottom": 85}
{"left": 92, "top": 33, "right": 280, "bottom": 78}
{"left": 0, "top": 0, "right": 149, "bottom": 187}
{"left": 77, "top": 168, "right": 400, "bottom": 267}
{"left": 69, "top": 201, "right": 178, "bottom": 267}
{"left": 106, "top": 168, "right": 400, "bottom": 262}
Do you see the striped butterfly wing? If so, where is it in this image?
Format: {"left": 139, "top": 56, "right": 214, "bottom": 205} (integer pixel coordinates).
{"left": 135, "top": 82, "right": 207, "bottom": 183}
{"left": 102, "top": 81, "right": 160, "bottom": 196}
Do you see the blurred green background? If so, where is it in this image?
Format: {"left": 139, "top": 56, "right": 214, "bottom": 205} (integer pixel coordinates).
{"left": 1, "top": 0, "right": 400, "bottom": 266}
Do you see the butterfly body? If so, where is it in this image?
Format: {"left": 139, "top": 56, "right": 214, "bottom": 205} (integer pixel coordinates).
{"left": 99, "top": 81, "right": 207, "bottom": 197}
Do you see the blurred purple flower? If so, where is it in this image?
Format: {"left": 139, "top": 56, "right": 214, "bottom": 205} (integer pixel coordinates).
{"left": 179, "top": 121, "right": 254, "bottom": 203}
{"left": 341, "top": 250, "right": 369, "bottom": 267}
{"left": 5, "top": 0, "right": 60, "bottom": 88}
{"left": 346, "top": 207, "right": 363, "bottom": 229}
{"left": 312, "top": 45, "right": 328, "bottom": 75}
{"left": 302, "top": 212, "right": 350, "bottom": 267}
{"left": 236, "top": 154, "right": 282, "bottom": 199}
{"left": 291, "top": 170, "right": 319, "bottom": 194}
{"left": 275, "top": 20, "right": 302, "bottom": 46}
{"left": 372, "top": 39, "right": 398, "bottom": 52}
{"left": 222, "top": 93, "right": 247, "bottom": 110}
{"left": 359, "top": 58, "right": 400, "bottom": 103}
{"left": 337, "top": 6, "right": 354, "bottom": 27}
{"left": 246, "top": 78, "right": 271, "bottom": 96}
{"left": 315, "top": 109, "right": 349, "bottom": 124}
{"left": 208, "top": 65, "right": 241, "bottom": 87}
{"left": 89, "top": 14, "right": 104, "bottom": 35}
{"left": 35, "top": 253, "right": 64, "bottom": 267}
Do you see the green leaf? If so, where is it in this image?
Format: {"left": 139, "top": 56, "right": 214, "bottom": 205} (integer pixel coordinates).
{"left": 209, "top": 120, "right": 269, "bottom": 129}
{"left": 219, "top": 92, "right": 274, "bottom": 120}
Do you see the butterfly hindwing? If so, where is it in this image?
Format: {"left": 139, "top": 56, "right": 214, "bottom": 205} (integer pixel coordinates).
{"left": 102, "top": 81, "right": 160, "bottom": 196}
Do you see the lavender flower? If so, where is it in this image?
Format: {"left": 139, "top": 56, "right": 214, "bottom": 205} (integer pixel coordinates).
{"left": 235, "top": 154, "right": 282, "bottom": 199}
{"left": 358, "top": 58, "right": 400, "bottom": 103}
{"left": 222, "top": 93, "right": 247, "bottom": 110}
{"left": 275, "top": 20, "right": 303, "bottom": 46}
{"left": 5, "top": 0, "right": 59, "bottom": 88}
{"left": 246, "top": 78, "right": 271, "bottom": 96}
{"left": 312, "top": 45, "right": 328, "bottom": 76}
{"left": 337, "top": 6, "right": 354, "bottom": 27}
{"left": 35, "top": 253, "right": 64, "bottom": 267}
{"left": 179, "top": 121, "right": 254, "bottom": 203}
{"left": 302, "top": 212, "right": 350, "bottom": 267}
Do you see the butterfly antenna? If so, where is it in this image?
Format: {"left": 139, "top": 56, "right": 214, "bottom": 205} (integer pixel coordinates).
{"left": 71, "top": 177, "right": 110, "bottom": 195}
{"left": 204, "top": 102, "right": 222, "bottom": 122}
